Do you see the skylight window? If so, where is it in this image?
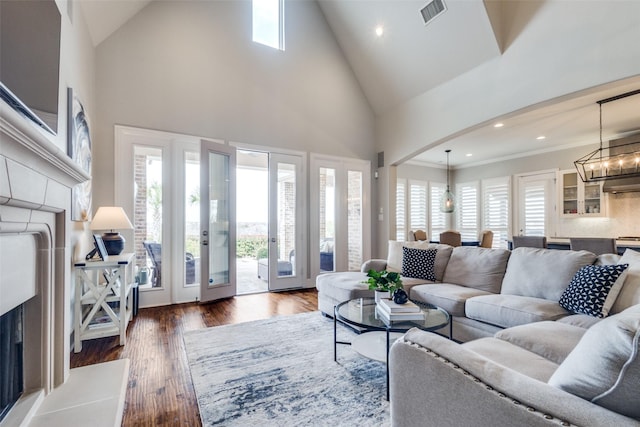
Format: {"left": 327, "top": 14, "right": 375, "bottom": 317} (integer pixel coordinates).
{"left": 252, "top": 0, "right": 284, "bottom": 51}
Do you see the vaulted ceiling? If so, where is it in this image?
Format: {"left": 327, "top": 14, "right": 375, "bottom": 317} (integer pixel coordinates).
{"left": 80, "top": 0, "right": 640, "bottom": 168}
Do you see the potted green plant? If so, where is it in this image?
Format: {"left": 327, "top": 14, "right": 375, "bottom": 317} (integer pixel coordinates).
{"left": 363, "top": 269, "right": 403, "bottom": 302}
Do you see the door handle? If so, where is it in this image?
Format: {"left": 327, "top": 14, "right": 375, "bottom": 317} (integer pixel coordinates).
{"left": 202, "top": 240, "right": 208, "bottom": 246}
{"left": 271, "top": 237, "right": 276, "bottom": 243}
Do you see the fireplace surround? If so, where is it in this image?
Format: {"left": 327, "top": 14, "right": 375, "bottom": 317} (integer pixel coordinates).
{"left": 1, "top": 99, "right": 128, "bottom": 425}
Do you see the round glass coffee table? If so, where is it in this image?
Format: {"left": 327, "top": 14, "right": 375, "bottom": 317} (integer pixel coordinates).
{"left": 334, "top": 297, "right": 450, "bottom": 400}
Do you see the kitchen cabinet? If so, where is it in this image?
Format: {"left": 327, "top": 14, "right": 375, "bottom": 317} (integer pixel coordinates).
{"left": 558, "top": 169, "right": 607, "bottom": 217}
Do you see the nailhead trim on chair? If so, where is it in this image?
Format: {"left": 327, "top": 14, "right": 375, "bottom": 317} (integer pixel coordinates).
{"left": 401, "top": 338, "right": 575, "bottom": 426}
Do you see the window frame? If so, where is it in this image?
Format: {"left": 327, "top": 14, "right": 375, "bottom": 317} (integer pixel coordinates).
{"left": 252, "top": 0, "right": 285, "bottom": 51}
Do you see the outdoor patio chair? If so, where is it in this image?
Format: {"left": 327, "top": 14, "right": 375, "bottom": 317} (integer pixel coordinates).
{"left": 143, "top": 241, "right": 196, "bottom": 286}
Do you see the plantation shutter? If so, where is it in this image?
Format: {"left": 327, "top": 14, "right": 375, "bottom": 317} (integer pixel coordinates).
{"left": 408, "top": 180, "right": 428, "bottom": 234}
{"left": 456, "top": 182, "right": 479, "bottom": 241}
{"left": 523, "top": 183, "right": 546, "bottom": 236}
{"left": 482, "top": 177, "right": 510, "bottom": 248}
{"left": 396, "top": 179, "right": 406, "bottom": 241}
{"left": 429, "top": 183, "right": 447, "bottom": 239}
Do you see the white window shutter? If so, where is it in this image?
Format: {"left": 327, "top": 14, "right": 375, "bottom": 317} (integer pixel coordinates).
{"left": 456, "top": 182, "right": 478, "bottom": 241}
{"left": 482, "top": 177, "right": 510, "bottom": 248}
{"left": 396, "top": 179, "right": 406, "bottom": 241}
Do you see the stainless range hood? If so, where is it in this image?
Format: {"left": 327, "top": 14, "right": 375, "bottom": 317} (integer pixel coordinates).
{"left": 603, "top": 176, "right": 640, "bottom": 193}
{"left": 603, "top": 135, "right": 640, "bottom": 193}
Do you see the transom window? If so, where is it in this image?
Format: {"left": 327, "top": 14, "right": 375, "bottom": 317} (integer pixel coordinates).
{"left": 252, "top": 0, "right": 285, "bottom": 51}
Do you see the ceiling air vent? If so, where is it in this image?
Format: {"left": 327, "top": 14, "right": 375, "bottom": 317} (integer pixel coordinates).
{"left": 420, "top": 0, "right": 446, "bottom": 26}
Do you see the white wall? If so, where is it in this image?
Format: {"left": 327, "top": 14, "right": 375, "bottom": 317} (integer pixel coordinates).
{"left": 53, "top": 0, "right": 96, "bottom": 356}
{"left": 376, "top": 0, "right": 640, "bottom": 246}
{"left": 92, "top": 0, "right": 375, "bottom": 209}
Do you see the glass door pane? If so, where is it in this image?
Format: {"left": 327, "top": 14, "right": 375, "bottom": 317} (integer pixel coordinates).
{"left": 276, "top": 162, "right": 296, "bottom": 278}
{"left": 269, "top": 153, "right": 303, "bottom": 291}
{"left": 184, "top": 151, "right": 200, "bottom": 287}
{"left": 347, "top": 170, "right": 363, "bottom": 271}
{"left": 133, "top": 145, "right": 163, "bottom": 290}
{"left": 200, "top": 142, "right": 236, "bottom": 303}
{"left": 319, "top": 167, "right": 335, "bottom": 272}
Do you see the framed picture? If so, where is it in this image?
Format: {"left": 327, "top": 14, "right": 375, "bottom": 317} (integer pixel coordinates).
{"left": 67, "top": 87, "right": 92, "bottom": 221}
{"left": 92, "top": 234, "right": 109, "bottom": 261}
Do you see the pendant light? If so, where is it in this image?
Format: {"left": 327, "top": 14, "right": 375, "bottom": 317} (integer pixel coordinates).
{"left": 574, "top": 88, "right": 640, "bottom": 182}
{"left": 440, "top": 149, "right": 455, "bottom": 213}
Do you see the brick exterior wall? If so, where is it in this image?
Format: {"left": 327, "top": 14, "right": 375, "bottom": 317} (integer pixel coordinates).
{"left": 134, "top": 154, "right": 148, "bottom": 267}
{"left": 278, "top": 180, "right": 295, "bottom": 262}
{"left": 347, "top": 171, "right": 363, "bottom": 271}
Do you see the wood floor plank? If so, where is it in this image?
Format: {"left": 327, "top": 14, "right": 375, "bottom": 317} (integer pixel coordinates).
{"left": 70, "top": 289, "right": 318, "bottom": 426}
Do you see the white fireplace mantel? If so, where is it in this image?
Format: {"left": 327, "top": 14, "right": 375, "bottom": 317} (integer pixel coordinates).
{"left": 1, "top": 101, "right": 128, "bottom": 427}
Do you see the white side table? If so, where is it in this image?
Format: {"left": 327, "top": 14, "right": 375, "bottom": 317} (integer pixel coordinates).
{"left": 73, "top": 252, "right": 136, "bottom": 353}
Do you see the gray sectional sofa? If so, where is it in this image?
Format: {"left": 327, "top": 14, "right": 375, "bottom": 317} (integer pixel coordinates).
{"left": 315, "top": 242, "right": 640, "bottom": 426}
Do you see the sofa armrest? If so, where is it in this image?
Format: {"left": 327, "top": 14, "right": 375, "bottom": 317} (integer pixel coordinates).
{"left": 360, "top": 259, "right": 388, "bottom": 273}
{"left": 390, "top": 329, "right": 639, "bottom": 427}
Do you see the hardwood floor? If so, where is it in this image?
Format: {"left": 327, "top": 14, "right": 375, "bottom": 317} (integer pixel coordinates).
{"left": 70, "top": 289, "right": 318, "bottom": 426}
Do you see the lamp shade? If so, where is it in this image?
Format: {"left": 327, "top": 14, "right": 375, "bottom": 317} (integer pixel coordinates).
{"left": 90, "top": 207, "right": 133, "bottom": 231}
{"left": 90, "top": 207, "right": 133, "bottom": 255}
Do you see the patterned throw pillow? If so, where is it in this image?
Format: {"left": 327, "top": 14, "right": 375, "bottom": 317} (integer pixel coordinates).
{"left": 402, "top": 247, "right": 437, "bottom": 281}
{"left": 559, "top": 264, "right": 629, "bottom": 318}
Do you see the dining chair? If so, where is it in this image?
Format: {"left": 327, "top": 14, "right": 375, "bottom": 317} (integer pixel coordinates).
{"left": 512, "top": 236, "right": 547, "bottom": 249}
{"left": 413, "top": 230, "right": 428, "bottom": 241}
{"left": 569, "top": 237, "right": 617, "bottom": 255}
{"left": 478, "top": 230, "right": 493, "bottom": 248}
{"left": 439, "top": 230, "right": 461, "bottom": 247}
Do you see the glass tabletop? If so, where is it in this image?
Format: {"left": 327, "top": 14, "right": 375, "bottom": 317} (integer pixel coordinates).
{"left": 335, "top": 297, "right": 449, "bottom": 333}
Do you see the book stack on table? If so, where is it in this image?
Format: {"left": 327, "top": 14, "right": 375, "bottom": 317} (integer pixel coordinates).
{"left": 376, "top": 298, "right": 424, "bottom": 323}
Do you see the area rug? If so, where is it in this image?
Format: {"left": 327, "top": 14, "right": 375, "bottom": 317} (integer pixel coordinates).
{"left": 183, "top": 312, "right": 389, "bottom": 426}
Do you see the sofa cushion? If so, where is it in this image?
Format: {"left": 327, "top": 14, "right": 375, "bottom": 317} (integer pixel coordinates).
{"left": 462, "top": 337, "right": 559, "bottom": 382}
{"left": 548, "top": 304, "right": 640, "bottom": 419}
{"left": 501, "top": 247, "right": 596, "bottom": 301}
{"left": 465, "top": 294, "right": 569, "bottom": 328}
{"left": 495, "top": 321, "right": 587, "bottom": 365}
{"left": 595, "top": 253, "right": 621, "bottom": 265}
{"left": 387, "top": 241, "right": 453, "bottom": 281}
{"left": 441, "top": 247, "right": 510, "bottom": 293}
{"left": 556, "top": 314, "right": 603, "bottom": 329}
{"left": 611, "top": 249, "right": 640, "bottom": 314}
{"left": 315, "top": 271, "right": 372, "bottom": 303}
{"left": 387, "top": 240, "right": 430, "bottom": 272}
{"left": 559, "top": 264, "right": 629, "bottom": 318}
{"left": 411, "top": 284, "right": 492, "bottom": 317}
{"left": 401, "top": 247, "right": 437, "bottom": 281}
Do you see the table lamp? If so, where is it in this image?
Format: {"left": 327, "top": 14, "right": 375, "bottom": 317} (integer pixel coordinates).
{"left": 90, "top": 206, "right": 134, "bottom": 255}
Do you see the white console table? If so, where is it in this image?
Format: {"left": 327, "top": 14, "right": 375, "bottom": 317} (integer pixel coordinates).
{"left": 74, "top": 253, "right": 136, "bottom": 353}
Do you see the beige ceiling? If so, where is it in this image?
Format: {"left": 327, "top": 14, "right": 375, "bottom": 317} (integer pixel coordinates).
{"left": 79, "top": 0, "right": 640, "bottom": 168}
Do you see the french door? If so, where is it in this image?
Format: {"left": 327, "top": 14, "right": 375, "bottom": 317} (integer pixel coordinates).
{"left": 310, "top": 155, "right": 371, "bottom": 277}
{"left": 200, "top": 141, "right": 236, "bottom": 303}
{"left": 268, "top": 153, "right": 304, "bottom": 291}
{"left": 516, "top": 171, "right": 556, "bottom": 238}
{"left": 115, "top": 126, "right": 203, "bottom": 307}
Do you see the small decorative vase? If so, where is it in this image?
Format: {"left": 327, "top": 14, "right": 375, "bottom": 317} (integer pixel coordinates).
{"left": 375, "top": 290, "right": 390, "bottom": 303}
{"left": 393, "top": 289, "right": 409, "bottom": 304}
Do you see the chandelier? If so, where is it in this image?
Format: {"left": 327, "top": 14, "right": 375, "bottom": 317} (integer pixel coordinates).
{"left": 574, "top": 89, "right": 640, "bottom": 182}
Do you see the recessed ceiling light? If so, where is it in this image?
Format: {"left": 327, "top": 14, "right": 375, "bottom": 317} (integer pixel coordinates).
{"left": 536, "top": 135, "right": 546, "bottom": 140}
{"left": 494, "top": 123, "right": 504, "bottom": 128}
{"left": 466, "top": 153, "right": 472, "bottom": 157}
{"left": 375, "top": 25, "right": 384, "bottom": 37}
